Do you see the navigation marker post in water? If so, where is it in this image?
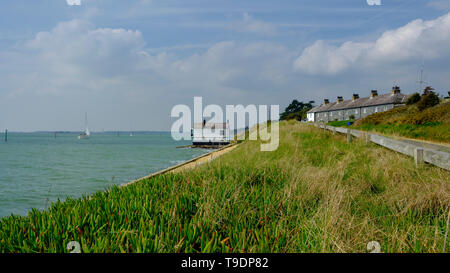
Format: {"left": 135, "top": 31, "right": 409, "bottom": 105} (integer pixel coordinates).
{"left": 4, "top": 129, "right": 7, "bottom": 142}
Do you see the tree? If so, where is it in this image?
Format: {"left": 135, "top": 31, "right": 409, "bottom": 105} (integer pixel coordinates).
{"left": 406, "top": 92, "right": 421, "bottom": 105}
{"left": 417, "top": 86, "right": 440, "bottom": 111}
{"left": 280, "top": 100, "right": 314, "bottom": 121}
{"left": 422, "top": 86, "right": 435, "bottom": 96}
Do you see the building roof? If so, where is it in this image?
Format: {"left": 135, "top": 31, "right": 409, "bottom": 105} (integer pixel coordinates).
{"left": 308, "top": 92, "right": 409, "bottom": 113}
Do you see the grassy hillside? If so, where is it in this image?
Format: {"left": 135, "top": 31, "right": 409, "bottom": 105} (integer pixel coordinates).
{"left": 352, "top": 101, "right": 450, "bottom": 143}
{"left": 0, "top": 122, "right": 449, "bottom": 253}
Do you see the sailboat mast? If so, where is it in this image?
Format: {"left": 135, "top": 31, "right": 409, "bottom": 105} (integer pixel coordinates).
{"left": 85, "top": 112, "right": 90, "bottom": 136}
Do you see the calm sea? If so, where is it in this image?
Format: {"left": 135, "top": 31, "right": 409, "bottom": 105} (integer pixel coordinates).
{"left": 0, "top": 132, "right": 209, "bottom": 218}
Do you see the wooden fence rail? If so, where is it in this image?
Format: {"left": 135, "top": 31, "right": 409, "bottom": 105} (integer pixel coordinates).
{"left": 313, "top": 124, "right": 450, "bottom": 171}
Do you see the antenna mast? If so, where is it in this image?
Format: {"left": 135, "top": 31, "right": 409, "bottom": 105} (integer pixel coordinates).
{"left": 417, "top": 61, "right": 427, "bottom": 93}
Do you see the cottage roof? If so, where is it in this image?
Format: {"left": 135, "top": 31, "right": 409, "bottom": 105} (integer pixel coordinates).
{"left": 307, "top": 92, "right": 408, "bottom": 113}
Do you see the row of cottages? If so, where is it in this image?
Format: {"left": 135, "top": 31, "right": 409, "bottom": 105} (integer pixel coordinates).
{"left": 192, "top": 121, "right": 230, "bottom": 146}
{"left": 307, "top": 86, "right": 409, "bottom": 123}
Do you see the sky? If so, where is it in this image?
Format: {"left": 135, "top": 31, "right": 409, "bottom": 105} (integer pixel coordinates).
{"left": 0, "top": 0, "right": 449, "bottom": 132}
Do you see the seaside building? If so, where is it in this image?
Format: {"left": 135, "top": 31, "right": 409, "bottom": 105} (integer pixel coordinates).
{"left": 307, "top": 86, "right": 409, "bottom": 123}
{"left": 192, "top": 121, "right": 230, "bottom": 146}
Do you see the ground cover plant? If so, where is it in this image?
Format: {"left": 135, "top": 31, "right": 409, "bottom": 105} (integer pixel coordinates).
{"left": 1, "top": 122, "right": 449, "bottom": 253}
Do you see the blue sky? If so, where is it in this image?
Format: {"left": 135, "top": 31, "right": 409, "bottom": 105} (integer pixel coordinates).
{"left": 0, "top": 0, "right": 449, "bottom": 131}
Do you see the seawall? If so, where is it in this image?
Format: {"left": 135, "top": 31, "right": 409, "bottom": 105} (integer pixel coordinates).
{"left": 120, "top": 143, "right": 239, "bottom": 187}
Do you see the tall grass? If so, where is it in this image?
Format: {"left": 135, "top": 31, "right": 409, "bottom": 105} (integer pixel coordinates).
{"left": 353, "top": 122, "right": 450, "bottom": 143}
{"left": 0, "top": 122, "right": 449, "bottom": 253}
{"left": 352, "top": 101, "right": 450, "bottom": 143}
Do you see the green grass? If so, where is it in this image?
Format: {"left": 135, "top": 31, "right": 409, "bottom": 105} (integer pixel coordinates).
{"left": 352, "top": 101, "right": 450, "bottom": 143}
{"left": 0, "top": 122, "right": 449, "bottom": 253}
{"left": 327, "top": 120, "right": 352, "bottom": 127}
{"left": 352, "top": 122, "right": 450, "bottom": 143}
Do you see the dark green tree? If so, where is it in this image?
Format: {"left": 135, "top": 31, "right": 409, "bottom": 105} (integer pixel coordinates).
{"left": 417, "top": 86, "right": 440, "bottom": 111}
{"left": 422, "top": 86, "right": 435, "bottom": 96}
{"left": 280, "top": 100, "right": 314, "bottom": 121}
{"left": 406, "top": 92, "right": 421, "bottom": 105}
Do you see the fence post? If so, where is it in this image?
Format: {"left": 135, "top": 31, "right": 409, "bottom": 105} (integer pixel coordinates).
{"left": 414, "top": 148, "right": 424, "bottom": 166}
{"left": 333, "top": 127, "right": 336, "bottom": 135}
{"left": 365, "top": 132, "right": 370, "bottom": 144}
{"left": 347, "top": 128, "right": 352, "bottom": 143}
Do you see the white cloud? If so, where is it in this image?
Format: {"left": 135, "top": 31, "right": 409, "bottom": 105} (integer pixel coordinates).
{"left": 66, "top": 0, "right": 81, "bottom": 6}
{"left": 2, "top": 12, "right": 450, "bottom": 131}
{"left": 293, "top": 40, "right": 372, "bottom": 75}
{"left": 0, "top": 19, "right": 293, "bottom": 131}
{"left": 22, "top": 19, "right": 287, "bottom": 91}
{"left": 294, "top": 12, "right": 450, "bottom": 75}
{"left": 26, "top": 20, "right": 146, "bottom": 81}
{"left": 232, "top": 13, "right": 276, "bottom": 35}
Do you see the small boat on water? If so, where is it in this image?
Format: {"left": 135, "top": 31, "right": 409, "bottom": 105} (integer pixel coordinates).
{"left": 78, "top": 113, "right": 90, "bottom": 140}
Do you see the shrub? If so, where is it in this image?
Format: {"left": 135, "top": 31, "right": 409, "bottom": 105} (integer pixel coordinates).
{"left": 283, "top": 111, "right": 303, "bottom": 121}
{"left": 406, "top": 93, "right": 421, "bottom": 105}
{"left": 417, "top": 92, "right": 440, "bottom": 111}
{"left": 349, "top": 114, "right": 355, "bottom": 120}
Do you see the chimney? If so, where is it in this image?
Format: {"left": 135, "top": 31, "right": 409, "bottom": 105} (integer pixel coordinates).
{"left": 352, "top": 94, "right": 359, "bottom": 101}
{"left": 370, "top": 90, "right": 378, "bottom": 98}
{"left": 323, "top": 99, "right": 329, "bottom": 105}
{"left": 337, "top": 96, "right": 343, "bottom": 104}
{"left": 391, "top": 86, "right": 401, "bottom": 95}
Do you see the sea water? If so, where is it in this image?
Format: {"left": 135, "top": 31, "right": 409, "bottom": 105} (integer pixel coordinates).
{"left": 0, "top": 132, "right": 209, "bottom": 218}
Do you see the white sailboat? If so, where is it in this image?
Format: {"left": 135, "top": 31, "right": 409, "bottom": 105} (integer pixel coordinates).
{"left": 78, "top": 112, "right": 90, "bottom": 139}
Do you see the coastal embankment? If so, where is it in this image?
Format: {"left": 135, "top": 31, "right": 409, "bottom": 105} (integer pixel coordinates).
{"left": 121, "top": 143, "right": 239, "bottom": 187}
